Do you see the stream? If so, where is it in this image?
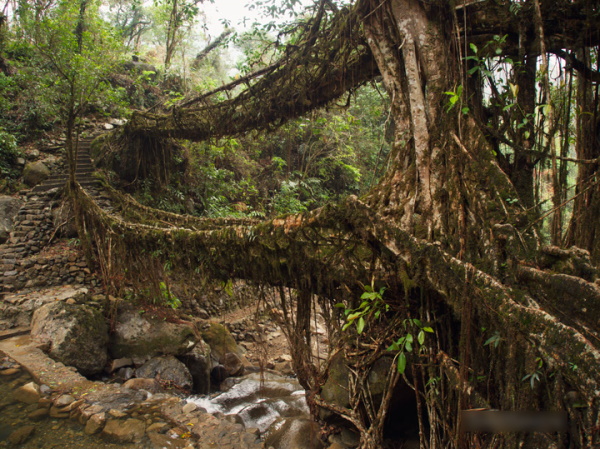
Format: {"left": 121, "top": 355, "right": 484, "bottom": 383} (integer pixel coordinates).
{"left": 188, "top": 371, "right": 324, "bottom": 449}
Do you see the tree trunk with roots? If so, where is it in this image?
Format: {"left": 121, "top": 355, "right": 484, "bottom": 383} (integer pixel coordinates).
{"left": 86, "top": 1, "right": 600, "bottom": 448}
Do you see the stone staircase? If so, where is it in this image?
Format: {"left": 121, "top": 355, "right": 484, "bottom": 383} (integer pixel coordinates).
{"left": 32, "top": 137, "right": 100, "bottom": 193}
{"left": 0, "top": 136, "right": 102, "bottom": 298}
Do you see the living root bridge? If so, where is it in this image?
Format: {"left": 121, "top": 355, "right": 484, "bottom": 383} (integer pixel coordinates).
{"left": 73, "top": 183, "right": 600, "bottom": 406}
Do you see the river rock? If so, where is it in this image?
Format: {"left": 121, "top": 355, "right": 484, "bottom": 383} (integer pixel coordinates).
{"left": 84, "top": 412, "right": 106, "bottom": 434}
{"left": 102, "top": 418, "right": 145, "bottom": 443}
{"left": 109, "top": 303, "right": 198, "bottom": 359}
{"left": 22, "top": 161, "right": 50, "bottom": 186}
{"left": 264, "top": 418, "right": 324, "bottom": 449}
{"left": 30, "top": 301, "right": 108, "bottom": 375}
{"left": 136, "top": 355, "right": 193, "bottom": 391}
{"left": 13, "top": 382, "right": 40, "bottom": 404}
{"left": 8, "top": 425, "right": 35, "bottom": 445}
{"left": 178, "top": 338, "right": 211, "bottom": 394}
{"left": 0, "top": 196, "right": 23, "bottom": 243}
{"left": 123, "top": 377, "right": 162, "bottom": 393}
{"left": 220, "top": 352, "right": 244, "bottom": 377}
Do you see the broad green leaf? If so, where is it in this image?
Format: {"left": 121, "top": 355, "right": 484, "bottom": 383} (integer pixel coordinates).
{"left": 418, "top": 330, "right": 425, "bottom": 345}
{"left": 423, "top": 327, "right": 434, "bottom": 333}
{"left": 347, "top": 311, "right": 362, "bottom": 321}
{"left": 357, "top": 317, "right": 365, "bottom": 334}
{"left": 397, "top": 352, "right": 407, "bottom": 374}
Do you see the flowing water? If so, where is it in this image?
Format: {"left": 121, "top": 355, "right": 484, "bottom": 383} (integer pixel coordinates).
{"left": 188, "top": 371, "right": 324, "bottom": 448}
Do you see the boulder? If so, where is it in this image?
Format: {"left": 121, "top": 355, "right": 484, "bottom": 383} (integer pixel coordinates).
{"left": 136, "top": 355, "right": 193, "bottom": 391}
{"left": 31, "top": 302, "right": 108, "bottom": 375}
{"left": 201, "top": 321, "right": 244, "bottom": 362}
{"left": 220, "top": 352, "right": 244, "bottom": 377}
{"left": 178, "top": 338, "right": 211, "bottom": 394}
{"left": 109, "top": 303, "right": 198, "bottom": 359}
{"left": 22, "top": 161, "right": 50, "bottom": 187}
{"left": 0, "top": 196, "right": 23, "bottom": 243}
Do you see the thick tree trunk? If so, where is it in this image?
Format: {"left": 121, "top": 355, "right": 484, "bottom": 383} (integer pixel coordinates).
{"left": 360, "top": 0, "right": 521, "bottom": 262}
{"left": 566, "top": 62, "right": 600, "bottom": 262}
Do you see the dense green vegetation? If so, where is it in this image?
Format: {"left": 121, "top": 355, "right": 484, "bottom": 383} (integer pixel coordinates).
{"left": 0, "top": 0, "right": 389, "bottom": 215}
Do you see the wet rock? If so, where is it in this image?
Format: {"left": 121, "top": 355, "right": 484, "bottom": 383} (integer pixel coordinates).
{"left": 84, "top": 412, "right": 106, "bottom": 435}
{"left": 28, "top": 408, "right": 49, "bottom": 420}
{"left": 22, "top": 161, "right": 50, "bottom": 186}
{"left": 147, "top": 432, "right": 189, "bottom": 448}
{"left": 109, "top": 303, "right": 198, "bottom": 359}
{"left": 147, "top": 421, "right": 169, "bottom": 433}
{"left": 264, "top": 418, "right": 324, "bottom": 449}
{"left": 220, "top": 352, "right": 244, "bottom": 377}
{"left": 8, "top": 425, "right": 35, "bottom": 445}
{"left": 102, "top": 418, "right": 146, "bottom": 443}
{"left": 182, "top": 402, "right": 197, "bottom": 414}
{"left": 136, "top": 356, "right": 193, "bottom": 391}
{"left": 14, "top": 381, "right": 40, "bottom": 404}
{"left": 211, "top": 364, "right": 228, "bottom": 385}
{"left": 55, "top": 394, "right": 75, "bottom": 407}
{"left": 178, "top": 338, "right": 211, "bottom": 394}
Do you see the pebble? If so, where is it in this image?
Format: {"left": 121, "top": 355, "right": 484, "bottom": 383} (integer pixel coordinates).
{"left": 182, "top": 402, "right": 198, "bottom": 413}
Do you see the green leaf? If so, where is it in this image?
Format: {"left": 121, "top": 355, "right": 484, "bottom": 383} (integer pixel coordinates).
{"left": 418, "top": 330, "right": 425, "bottom": 345}
{"left": 356, "top": 317, "right": 365, "bottom": 334}
{"left": 397, "top": 352, "right": 407, "bottom": 374}
{"left": 347, "top": 311, "right": 362, "bottom": 321}
{"left": 387, "top": 342, "right": 400, "bottom": 351}
{"left": 405, "top": 342, "right": 413, "bottom": 352}
{"left": 342, "top": 322, "right": 352, "bottom": 332}
{"left": 406, "top": 333, "right": 414, "bottom": 344}
{"left": 334, "top": 303, "right": 346, "bottom": 308}
{"left": 413, "top": 319, "right": 422, "bottom": 327}
{"left": 423, "top": 326, "right": 434, "bottom": 333}
{"left": 469, "top": 43, "right": 478, "bottom": 54}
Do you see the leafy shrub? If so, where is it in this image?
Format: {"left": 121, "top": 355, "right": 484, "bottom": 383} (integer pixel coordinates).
{"left": 0, "top": 128, "right": 21, "bottom": 179}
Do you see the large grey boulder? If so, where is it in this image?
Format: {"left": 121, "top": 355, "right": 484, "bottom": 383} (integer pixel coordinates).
{"left": 31, "top": 302, "right": 108, "bottom": 375}
{"left": 178, "top": 338, "right": 211, "bottom": 394}
{"left": 22, "top": 161, "right": 50, "bottom": 187}
{"left": 135, "top": 355, "right": 192, "bottom": 391}
{"left": 109, "top": 303, "right": 198, "bottom": 359}
{"left": 0, "top": 196, "right": 23, "bottom": 243}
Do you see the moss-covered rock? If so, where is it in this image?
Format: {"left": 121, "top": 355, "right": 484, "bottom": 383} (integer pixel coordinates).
{"left": 200, "top": 321, "right": 243, "bottom": 363}
{"left": 109, "top": 303, "right": 198, "bottom": 359}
